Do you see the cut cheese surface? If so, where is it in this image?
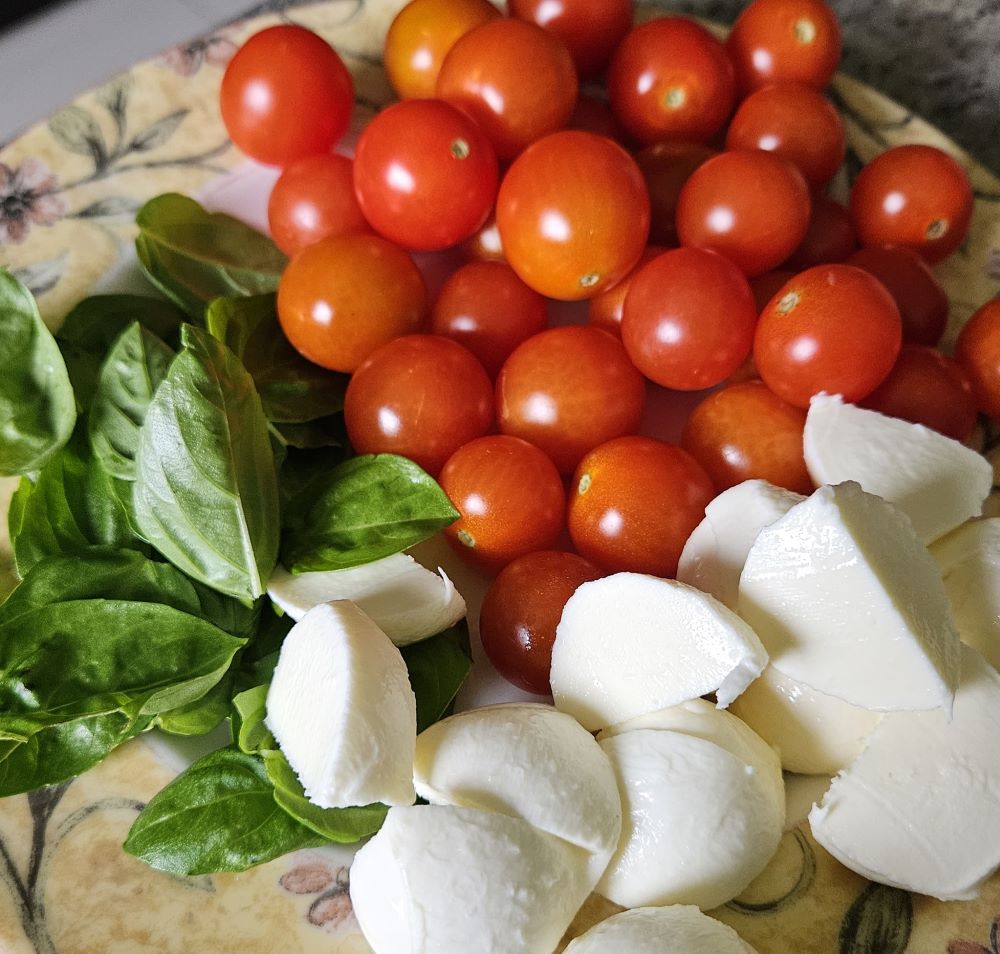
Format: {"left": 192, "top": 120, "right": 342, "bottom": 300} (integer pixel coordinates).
{"left": 677, "top": 480, "right": 804, "bottom": 610}
{"left": 265, "top": 601, "right": 416, "bottom": 809}
{"left": 810, "top": 646, "right": 1000, "bottom": 900}
{"left": 738, "top": 481, "right": 960, "bottom": 712}
{"left": 551, "top": 573, "right": 767, "bottom": 732}
{"left": 803, "top": 393, "right": 992, "bottom": 544}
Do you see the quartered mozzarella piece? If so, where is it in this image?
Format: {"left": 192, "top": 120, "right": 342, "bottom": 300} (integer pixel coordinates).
{"left": 267, "top": 552, "right": 466, "bottom": 645}
{"left": 738, "top": 481, "right": 960, "bottom": 712}
{"left": 265, "top": 601, "right": 416, "bottom": 809}
{"left": 563, "top": 905, "right": 759, "bottom": 954}
{"left": 677, "top": 480, "right": 804, "bottom": 610}
{"left": 810, "top": 647, "right": 1000, "bottom": 900}
{"left": 349, "top": 804, "right": 593, "bottom": 954}
{"left": 803, "top": 393, "right": 992, "bottom": 544}
{"left": 550, "top": 573, "right": 767, "bottom": 732}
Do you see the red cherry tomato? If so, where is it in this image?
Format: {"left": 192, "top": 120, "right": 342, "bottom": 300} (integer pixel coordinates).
{"left": 726, "top": 0, "right": 842, "bottom": 93}
{"left": 786, "top": 195, "right": 857, "bottom": 269}
{"left": 676, "top": 150, "right": 812, "bottom": 276}
{"left": 353, "top": 99, "right": 498, "bottom": 252}
{"left": 496, "top": 325, "right": 647, "bottom": 474}
{"left": 955, "top": 298, "right": 1000, "bottom": 419}
{"left": 436, "top": 18, "right": 578, "bottom": 162}
{"left": 383, "top": 0, "right": 500, "bottom": 100}
{"left": 567, "top": 435, "right": 715, "bottom": 577}
{"left": 496, "top": 130, "right": 650, "bottom": 300}
{"left": 277, "top": 234, "right": 427, "bottom": 373}
{"left": 621, "top": 247, "right": 757, "bottom": 390}
{"left": 479, "top": 550, "right": 602, "bottom": 694}
{"left": 460, "top": 209, "right": 505, "bottom": 263}
{"left": 860, "top": 344, "right": 976, "bottom": 443}
{"left": 440, "top": 435, "right": 566, "bottom": 570}
{"left": 753, "top": 264, "right": 902, "bottom": 407}
{"left": 635, "top": 141, "right": 716, "bottom": 246}
{"left": 431, "top": 261, "right": 549, "bottom": 377}
{"left": 750, "top": 269, "right": 797, "bottom": 312}
{"left": 607, "top": 17, "right": 736, "bottom": 145}
{"left": 220, "top": 26, "right": 353, "bottom": 166}
{"left": 849, "top": 145, "right": 974, "bottom": 263}
{"left": 681, "top": 379, "right": 813, "bottom": 494}
{"left": 571, "top": 92, "right": 630, "bottom": 142}
{"left": 846, "top": 246, "right": 949, "bottom": 346}
{"left": 587, "top": 245, "right": 665, "bottom": 337}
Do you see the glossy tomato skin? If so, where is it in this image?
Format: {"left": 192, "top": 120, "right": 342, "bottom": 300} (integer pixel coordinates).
{"left": 479, "top": 550, "right": 602, "bottom": 694}
{"left": 220, "top": 26, "right": 353, "bottom": 166}
{"left": 635, "top": 141, "right": 716, "bottom": 246}
{"left": 587, "top": 245, "right": 665, "bottom": 337}
{"left": 436, "top": 18, "right": 578, "bottom": 162}
{"left": 277, "top": 233, "right": 427, "bottom": 373}
{"left": 496, "top": 130, "right": 650, "bottom": 300}
{"left": 786, "top": 196, "right": 856, "bottom": 269}
{"left": 344, "top": 335, "right": 494, "bottom": 476}
{"left": 681, "top": 379, "right": 813, "bottom": 493}
{"left": 568, "top": 435, "right": 715, "bottom": 578}
{"left": 383, "top": 0, "right": 500, "bottom": 100}
{"left": 726, "top": 0, "right": 842, "bottom": 93}
{"left": 353, "top": 99, "right": 498, "bottom": 252}
{"left": 753, "top": 264, "right": 902, "bottom": 407}
{"left": 496, "top": 325, "right": 647, "bottom": 474}
{"left": 440, "top": 435, "right": 566, "bottom": 571}
{"left": 955, "top": 299, "right": 1000, "bottom": 419}
{"left": 849, "top": 145, "right": 974, "bottom": 263}
{"left": 749, "top": 269, "right": 796, "bottom": 312}
{"left": 676, "top": 150, "right": 811, "bottom": 277}
{"left": 621, "top": 247, "right": 757, "bottom": 390}
{"left": 607, "top": 17, "right": 736, "bottom": 145}
{"left": 459, "top": 210, "right": 505, "bottom": 263}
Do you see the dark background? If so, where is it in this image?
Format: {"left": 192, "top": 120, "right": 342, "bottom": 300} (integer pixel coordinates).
{"left": 0, "top": 0, "right": 65, "bottom": 30}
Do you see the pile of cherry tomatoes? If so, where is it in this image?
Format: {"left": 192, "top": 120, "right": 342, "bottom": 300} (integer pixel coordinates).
{"left": 219, "top": 0, "right": 1000, "bottom": 695}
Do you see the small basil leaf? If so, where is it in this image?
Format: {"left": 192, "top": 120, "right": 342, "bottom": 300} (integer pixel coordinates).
{"left": 281, "top": 454, "right": 459, "bottom": 573}
{"left": 401, "top": 622, "right": 473, "bottom": 732}
{"left": 156, "top": 669, "right": 234, "bottom": 737}
{"left": 231, "top": 683, "right": 274, "bottom": 754}
{"left": 240, "top": 605, "right": 293, "bottom": 674}
{"left": 0, "top": 269, "right": 76, "bottom": 475}
{"left": 123, "top": 747, "right": 323, "bottom": 875}
{"left": 133, "top": 326, "right": 280, "bottom": 602}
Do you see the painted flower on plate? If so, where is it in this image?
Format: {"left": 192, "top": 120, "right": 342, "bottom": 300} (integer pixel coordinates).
{"left": 0, "top": 158, "right": 65, "bottom": 244}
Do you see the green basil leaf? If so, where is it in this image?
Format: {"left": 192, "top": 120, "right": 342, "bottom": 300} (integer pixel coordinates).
{"left": 156, "top": 669, "right": 234, "bottom": 737}
{"left": 231, "top": 683, "right": 274, "bottom": 754}
{"left": 271, "top": 416, "right": 347, "bottom": 450}
{"left": 401, "top": 622, "right": 473, "bottom": 732}
{"left": 0, "top": 269, "right": 76, "bottom": 475}
{"left": 123, "top": 747, "right": 323, "bottom": 875}
{"left": 240, "top": 605, "right": 293, "bottom": 674}
{"left": 281, "top": 454, "right": 459, "bottom": 573}
{"left": 262, "top": 748, "right": 388, "bottom": 843}
{"left": 278, "top": 445, "right": 353, "bottom": 517}
{"left": 206, "top": 293, "right": 347, "bottom": 424}
{"left": 135, "top": 194, "right": 287, "bottom": 320}
{"left": 88, "top": 322, "right": 174, "bottom": 480}
{"left": 133, "top": 326, "right": 280, "bottom": 602}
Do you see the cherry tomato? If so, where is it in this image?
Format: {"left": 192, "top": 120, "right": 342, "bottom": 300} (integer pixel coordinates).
{"left": 753, "top": 264, "right": 902, "bottom": 407}
{"left": 786, "top": 196, "right": 856, "bottom": 269}
{"left": 383, "top": 0, "right": 500, "bottom": 100}
{"left": 846, "top": 246, "right": 949, "bottom": 346}
{"left": 509, "top": 0, "right": 633, "bottom": 78}
{"left": 567, "top": 435, "right": 715, "bottom": 577}
{"left": 571, "top": 92, "right": 630, "bottom": 142}
{"left": 220, "top": 26, "right": 353, "bottom": 166}
{"left": 726, "top": 0, "right": 842, "bottom": 93}
{"left": 725, "top": 82, "right": 845, "bottom": 188}
{"left": 460, "top": 209, "right": 504, "bottom": 263}
{"left": 431, "top": 261, "right": 549, "bottom": 377}
{"left": 681, "top": 379, "right": 813, "bottom": 493}
{"left": 676, "top": 150, "right": 812, "bottom": 276}
{"left": 635, "top": 141, "right": 716, "bottom": 246}
{"left": 479, "top": 550, "right": 602, "bottom": 694}
{"left": 860, "top": 343, "right": 976, "bottom": 443}
{"left": 955, "top": 298, "right": 1000, "bottom": 419}
{"left": 436, "top": 18, "right": 577, "bottom": 162}
{"left": 607, "top": 17, "right": 736, "bottom": 145}
{"left": 344, "top": 335, "right": 493, "bottom": 475}
{"left": 353, "top": 99, "right": 498, "bottom": 252}
{"left": 277, "top": 233, "right": 427, "bottom": 373}
{"left": 750, "top": 269, "right": 796, "bottom": 312}
{"left": 621, "top": 247, "right": 757, "bottom": 390}
{"left": 496, "top": 325, "right": 646, "bottom": 474}
{"left": 849, "top": 145, "right": 974, "bottom": 263}
{"left": 587, "top": 245, "right": 664, "bottom": 337}
{"left": 496, "top": 130, "right": 650, "bottom": 300}
{"left": 440, "top": 435, "right": 566, "bottom": 570}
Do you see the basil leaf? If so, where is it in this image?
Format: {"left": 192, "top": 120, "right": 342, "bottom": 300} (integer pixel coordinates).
{"left": 156, "top": 669, "right": 234, "bottom": 737}
{"left": 133, "top": 326, "right": 280, "bottom": 602}
{"left": 281, "top": 454, "right": 459, "bottom": 573}
{"left": 206, "top": 293, "right": 347, "bottom": 424}
{"left": 401, "top": 622, "right": 473, "bottom": 732}
{"left": 279, "top": 445, "right": 353, "bottom": 516}
{"left": 88, "top": 323, "right": 174, "bottom": 480}
{"left": 124, "top": 747, "right": 323, "bottom": 875}
{"left": 271, "top": 416, "right": 347, "bottom": 450}
{"left": 240, "top": 605, "right": 293, "bottom": 675}
{"left": 0, "top": 269, "right": 76, "bottom": 475}
{"left": 262, "top": 748, "right": 388, "bottom": 843}
{"left": 232, "top": 683, "right": 274, "bottom": 754}
{"left": 135, "top": 194, "right": 287, "bottom": 320}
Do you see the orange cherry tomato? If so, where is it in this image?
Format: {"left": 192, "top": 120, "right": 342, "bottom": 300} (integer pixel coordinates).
{"left": 955, "top": 298, "right": 1000, "bottom": 419}
{"left": 635, "top": 141, "right": 716, "bottom": 246}
{"left": 587, "top": 245, "right": 665, "bottom": 337}
{"left": 786, "top": 195, "right": 857, "bottom": 269}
